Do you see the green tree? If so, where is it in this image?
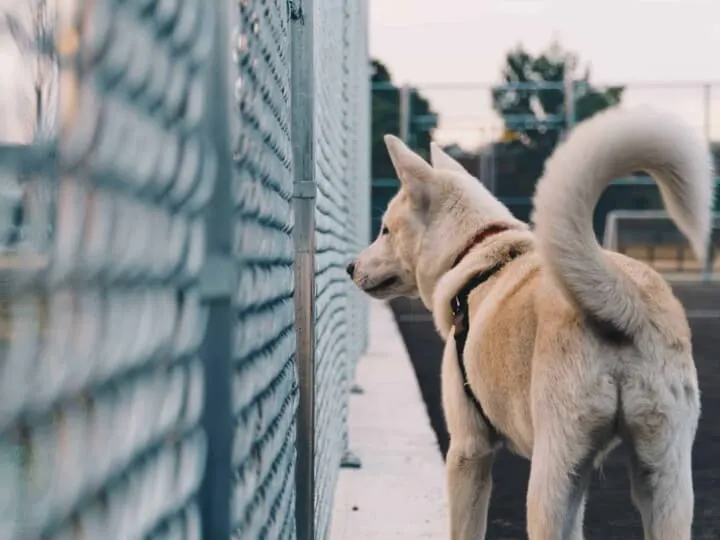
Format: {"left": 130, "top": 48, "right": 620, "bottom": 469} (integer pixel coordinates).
{"left": 371, "top": 59, "right": 437, "bottom": 178}
{"left": 491, "top": 42, "right": 624, "bottom": 199}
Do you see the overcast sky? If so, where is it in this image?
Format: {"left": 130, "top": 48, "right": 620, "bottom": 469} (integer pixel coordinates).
{"left": 370, "top": 0, "right": 720, "bottom": 149}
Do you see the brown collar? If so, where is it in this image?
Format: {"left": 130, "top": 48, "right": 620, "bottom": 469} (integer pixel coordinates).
{"left": 452, "top": 224, "right": 509, "bottom": 268}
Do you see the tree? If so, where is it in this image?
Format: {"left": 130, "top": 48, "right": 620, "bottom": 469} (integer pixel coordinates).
{"left": 371, "top": 59, "right": 437, "bottom": 178}
{"left": 491, "top": 42, "right": 624, "bottom": 200}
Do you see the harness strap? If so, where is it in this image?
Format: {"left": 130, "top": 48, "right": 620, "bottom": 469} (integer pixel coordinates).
{"left": 450, "top": 261, "right": 508, "bottom": 443}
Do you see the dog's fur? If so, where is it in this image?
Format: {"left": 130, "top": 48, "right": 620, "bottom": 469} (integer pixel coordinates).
{"left": 348, "top": 106, "right": 715, "bottom": 540}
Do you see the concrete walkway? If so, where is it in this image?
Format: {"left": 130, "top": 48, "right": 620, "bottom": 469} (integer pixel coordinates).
{"left": 330, "top": 299, "right": 447, "bottom": 540}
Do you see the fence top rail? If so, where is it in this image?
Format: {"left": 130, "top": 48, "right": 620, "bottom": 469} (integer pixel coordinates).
{"left": 372, "top": 80, "right": 720, "bottom": 91}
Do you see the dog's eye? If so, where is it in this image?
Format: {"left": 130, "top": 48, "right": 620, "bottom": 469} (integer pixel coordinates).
{"left": 381, "top": 226, "right": 390, "bottom": 235}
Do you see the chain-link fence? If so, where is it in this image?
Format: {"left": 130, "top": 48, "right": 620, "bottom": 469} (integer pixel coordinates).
{"left": 312, "top": 0, "right": 370, "bottom": 536}
{"left": 0, "top": 0, "right": 370, "bottom": 539}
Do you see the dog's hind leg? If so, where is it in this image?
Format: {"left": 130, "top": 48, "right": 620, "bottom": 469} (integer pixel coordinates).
{"left": 564, "top": 490, "right": 588, "bottom": 540}
{"left": 622, "top": 374, "right": 699, "bottom": 540}
{"left": 526, "top": 365, "right": 617, "bottom": 540}
{"left": 526, "top": 430, "right": 593, "bottom": 540}
{"left": 627, "top": 443, "right": 694, "bottom": 540}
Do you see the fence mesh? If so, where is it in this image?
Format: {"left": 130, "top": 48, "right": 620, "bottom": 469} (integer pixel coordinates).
{"left": 0, "top": 0, "right": 369, "bottom": 538}
{"left": 0, "top": 0, "right": 214, "bottom": 538}
{"left": 230, "top": 0, "right": 298, "bottom": 538}
{"left": 345, "top": 0, "right": 371, "bottom": 381}
{"left": 312, "top": 0, "right": 369, "bottom": 537}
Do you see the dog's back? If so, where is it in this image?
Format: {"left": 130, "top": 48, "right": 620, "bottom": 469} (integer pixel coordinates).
{"left": 465, "top": 242, "right": 694, "bottom": 450}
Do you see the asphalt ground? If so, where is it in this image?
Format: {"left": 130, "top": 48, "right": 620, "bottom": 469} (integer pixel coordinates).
{"left": 390, "top": 283, "right": 720, "bottom": 539}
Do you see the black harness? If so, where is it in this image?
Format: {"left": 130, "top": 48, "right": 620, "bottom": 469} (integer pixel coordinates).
{"left": 450, "top": 260, "right": 511, "bottom": 444}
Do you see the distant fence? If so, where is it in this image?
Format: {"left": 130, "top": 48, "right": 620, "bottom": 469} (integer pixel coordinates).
{"left": 0, "top": 1, "right": 369, "bottom": 539}
{"left": 371, "top": 81, "right": 720, "bottom": 241}
{"left": 370, "top": 176, "right": 720, "bottom": 241}
{"left": 373, "top": 80, "right": 720, "bottom": 155}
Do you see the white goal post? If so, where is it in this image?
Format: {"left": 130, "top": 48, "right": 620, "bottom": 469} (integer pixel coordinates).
{"left": 603, "top": 209, "right": 720, "bottom": 280}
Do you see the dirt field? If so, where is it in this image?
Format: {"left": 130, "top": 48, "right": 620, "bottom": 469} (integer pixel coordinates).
{"left": 390, "top": 282, "right": 720, "bottom": 539}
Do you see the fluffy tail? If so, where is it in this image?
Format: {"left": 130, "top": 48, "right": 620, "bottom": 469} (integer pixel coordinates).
{"left": 532, "top": 106, "right": 715, "bottom": 337}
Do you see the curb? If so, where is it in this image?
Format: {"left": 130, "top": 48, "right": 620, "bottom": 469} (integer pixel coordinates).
{"left": 330, "top": 299, "right": 447, "bottom": 539}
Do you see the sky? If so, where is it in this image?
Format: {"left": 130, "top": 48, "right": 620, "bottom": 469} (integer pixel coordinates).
{"left": 0, "top": 0, "right": 57, "bottom": 146}
{"left": 370, "top": 0, "right": 720, "bottom": 149}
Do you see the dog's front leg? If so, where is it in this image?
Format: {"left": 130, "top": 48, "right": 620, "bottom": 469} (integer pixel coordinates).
{"left": 446, "top": 442, "right": 494, "bottom": 540}
{"left": 441, "top": 339, "right": 495, "bottom": 540}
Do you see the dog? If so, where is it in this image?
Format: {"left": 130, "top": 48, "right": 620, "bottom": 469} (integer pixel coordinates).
{"left": 347, "top": 106, "right": 714, "bottom": 540}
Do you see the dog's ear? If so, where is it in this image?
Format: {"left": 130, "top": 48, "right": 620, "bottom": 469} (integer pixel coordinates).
{"left": 430, "top": 142, "right": 466, "bottom": 174}
{"left": 384, "top": 134, "right": 435, "bottom": 211}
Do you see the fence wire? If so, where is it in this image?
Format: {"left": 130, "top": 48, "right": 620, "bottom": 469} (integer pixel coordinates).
{"left": 0, "top": 0, "right": 215, "bottom": 538}
{"left": 230, "top": 0, "right": 298, "bottom": 538}
{"left": 0, "top": 0, "right": 369, "bottom": 539}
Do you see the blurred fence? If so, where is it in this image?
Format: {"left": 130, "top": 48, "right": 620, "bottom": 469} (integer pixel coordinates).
{"left": 0, "top": 1, "right": 369, "bottom": 539}
{"left": 382, "top": 81, "right": 719, "bottom": 148}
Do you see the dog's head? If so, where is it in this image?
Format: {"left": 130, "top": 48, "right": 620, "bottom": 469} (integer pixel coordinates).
{"left": 347, "top": 135, "right": 525, "bottom": 304}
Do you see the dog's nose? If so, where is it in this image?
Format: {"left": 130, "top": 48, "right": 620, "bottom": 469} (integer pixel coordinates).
{"left": 346, "top": 261, "right": 356, "bottom": 278}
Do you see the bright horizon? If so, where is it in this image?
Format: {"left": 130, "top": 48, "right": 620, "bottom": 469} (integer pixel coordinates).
{"left": 370, "top": 0, "right": 720, "bottom": 150}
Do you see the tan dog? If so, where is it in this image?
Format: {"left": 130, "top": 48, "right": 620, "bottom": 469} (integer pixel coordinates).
{"left": 347, "top": 106, "right": 715, "bottom": 540}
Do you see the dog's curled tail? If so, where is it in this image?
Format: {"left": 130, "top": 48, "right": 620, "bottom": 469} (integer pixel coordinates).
{"left": 532, "top": 107, "right": 715, "bottom": 338}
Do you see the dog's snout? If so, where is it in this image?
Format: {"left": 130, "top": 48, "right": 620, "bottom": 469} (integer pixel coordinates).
{"left": 346, "top": 261, "right": 356, "bottom": 278}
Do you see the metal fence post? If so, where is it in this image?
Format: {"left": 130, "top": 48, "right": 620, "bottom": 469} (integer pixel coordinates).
{"left": 703, "top": 83, "right": 712, "bottom": 144}
{"left": 702, "top": 84, "right": 713, "bottom": 282}
{"left": 199, "top": 0, "right": 234, "bottom": 538}
{"left": 487, "top": 133, "right": 497, "bottom": 194}
{"left": 563, "top": 72, "right": 576, "bottom": 136}
{"left": 399, "top": 84, "right": 411, "bottom": 143}
{"left": 290, "top": 1, "right": 317, "bottom": 539}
